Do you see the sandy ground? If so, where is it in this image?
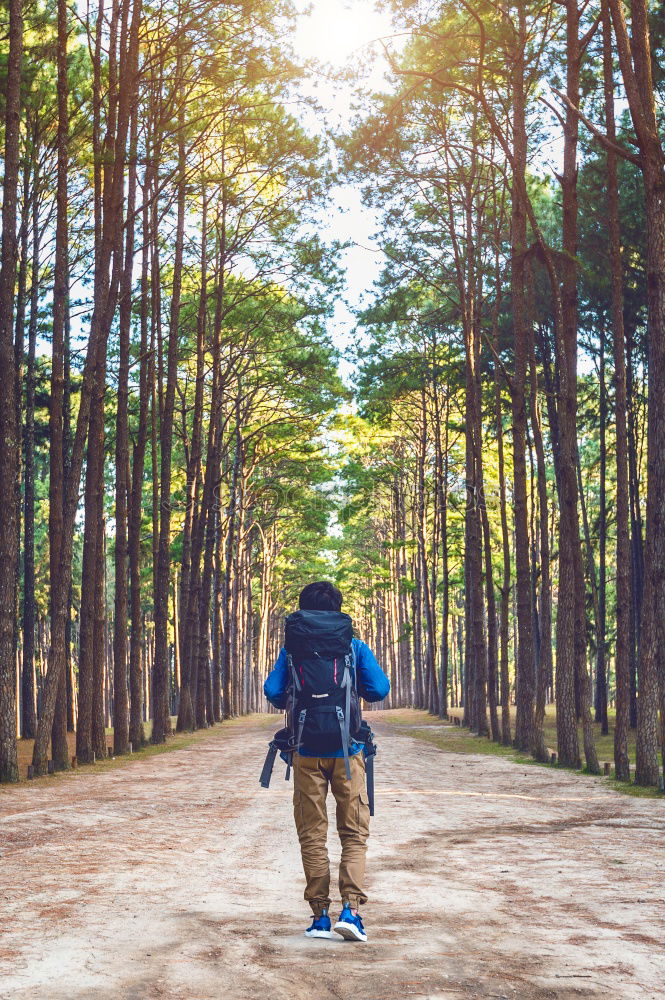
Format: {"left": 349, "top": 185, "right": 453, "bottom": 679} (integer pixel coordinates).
{"left": 1, "top": 714, "right": 664, "bottom": 1000}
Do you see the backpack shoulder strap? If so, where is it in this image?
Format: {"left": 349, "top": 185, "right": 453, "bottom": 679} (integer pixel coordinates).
{"left": 287, "top": 653, "right": 301, "bottom": 693}
{"left": 337, "top": 660, "right": 352, "bottom": 780}
{"left": 342, "top": 659, "right": 352, "bottom": 729}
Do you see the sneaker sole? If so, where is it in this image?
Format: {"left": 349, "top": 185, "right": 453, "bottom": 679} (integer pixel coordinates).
{"left": 304, "top": 929, "right": 334, "bottom": 939}
{"left": 333, "top": 921, "right": 367, "bottom": 942}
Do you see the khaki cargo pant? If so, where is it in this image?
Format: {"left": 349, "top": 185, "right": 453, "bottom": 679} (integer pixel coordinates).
{"left": 293, "top": 751, "right": 370, "bottom": 916}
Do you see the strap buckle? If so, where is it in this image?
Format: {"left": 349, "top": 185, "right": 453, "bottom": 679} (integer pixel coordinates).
{"left": 295, "top": 708, "right": 307, "bottom": 751}
{"left": 336, "top": 705, "right": 352, "bottom": 780}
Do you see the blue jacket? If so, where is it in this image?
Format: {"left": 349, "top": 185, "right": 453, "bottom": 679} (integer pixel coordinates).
{"left": 264, "top": 637, "right": 390, "bottom": 757}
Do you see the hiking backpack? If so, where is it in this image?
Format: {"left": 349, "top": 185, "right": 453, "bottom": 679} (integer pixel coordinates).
{"left": 284, "top": 609, "right": 361, "bottom": 779}
{"left": 259, "top": 609, "right": 377, "bottom": 813}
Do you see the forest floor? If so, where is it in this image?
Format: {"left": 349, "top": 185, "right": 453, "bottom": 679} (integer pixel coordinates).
{"left": 1, "top": 713, "right": 664, "bottom": 1000}
{"left": 384, "top": 709, "right": 652, "bottom": 796}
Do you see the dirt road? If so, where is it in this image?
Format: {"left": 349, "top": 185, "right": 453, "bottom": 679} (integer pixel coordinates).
{"left": 1, "top": 715, "right": 664, "bottom": 1000}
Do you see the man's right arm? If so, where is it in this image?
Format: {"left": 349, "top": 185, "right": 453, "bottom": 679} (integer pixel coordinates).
{"left": 264, "top": 647, "right": 289, "bottom": 709}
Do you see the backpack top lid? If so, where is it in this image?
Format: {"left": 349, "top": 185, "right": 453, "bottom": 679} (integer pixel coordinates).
{"left": 284, "top": 609, "right": 353, "bottom": 660}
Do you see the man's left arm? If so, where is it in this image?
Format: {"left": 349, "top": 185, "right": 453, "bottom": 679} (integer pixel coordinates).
{"left": 354, "top": 640, "right": 390, "bottom": 703}
{"left": 264, "top": 648, "right": 289, "bottom": 709}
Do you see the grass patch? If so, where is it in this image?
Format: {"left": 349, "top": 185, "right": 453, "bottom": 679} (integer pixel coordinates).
{"left": 378, "top": 707, "right": 662, "bottom": 798}
{"left": 537, "top": 705, "right": 638, "bottom": 767}
{"left": 608, "top": 778, "right": 662, "bottom": 798}
{"left": 380, "top": 709, "right": 526, "bottom": 759}
{"left": 445, "top": 704, "right": 638, "bottom": 766}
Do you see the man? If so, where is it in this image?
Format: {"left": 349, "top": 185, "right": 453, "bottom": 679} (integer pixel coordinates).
{"left": 264, "top": 581, "right": 390, "bottom": 942}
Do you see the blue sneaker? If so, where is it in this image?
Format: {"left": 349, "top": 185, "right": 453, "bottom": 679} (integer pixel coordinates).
{"left": 305, "top": 909, "right": 333, "bottom": 939}
{"left": 334, "top": 904, "right": 367, "bottom": 942}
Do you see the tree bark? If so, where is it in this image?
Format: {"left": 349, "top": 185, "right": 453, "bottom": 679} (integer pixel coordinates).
{"left": 0, "top": 0, "right": 23, "bottom": 782}
{"left": 510, "top": 9, "right": 536, "bottom": 754}
{"left": 177, "top": 179, "right": 209, "bottom": 732}
{"left": 113, "top": 105, "right": 138, "bottom": 756}
{"left": 32, "top": 0, "right": 142, "bottom": 774}
{"left": 550, "top": 0, "right": 585, "bottom": 770}
{"left": 595, "top": 333, "right": 609, "bottom": 735}
{"left": 527, "top": 304, "right": 551, "bottom": 763}
{"left": 601, "top": 0, "right": 631, "bottom": 781}
{"left": 494, "top": 308, "right": 512, "bottom": 746}
{"left": 607, "top": 0, "right": 664, "bottom": 784}
{"left": 128, "top": 139, "right": 152, "bottom": 752}
{"left": 14, "top": 154, "right": 30, "bottom": 742}
{"left": 152, "top": 92, "right": 186, "bottom": 743}
{"left": 626, "top": 325, "right": 642, "bottom": 730}
{"left": 21, "top": 160, "right": 39, "bottom": 740}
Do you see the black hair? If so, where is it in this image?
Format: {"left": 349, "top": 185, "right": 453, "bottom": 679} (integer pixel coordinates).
{"left": 298, "top": 581, "right": 343, "bottom": 613}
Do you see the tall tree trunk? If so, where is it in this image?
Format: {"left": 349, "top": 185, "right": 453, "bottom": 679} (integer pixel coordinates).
{"left": 469, "top": 330, "right": 488, "bottom": 736}
{"left": 21, "top": 163, "right": 38, "bottom": 740}
{"left": 494, "top": 302, "right": 512, "bottom": 746}
{"left": 77, "top": 337, "right": 108, "bottom": 764}
{"left": 0, "top": 0, "right": 22, "bottom": 782}
{"left": 212, "top": 507, "right": 224, "bottom": 722}
{"left": 435, "top": 381, "right": 450, "bottom": 719}
{"left": 416, "top": 387, "right": 439, "bottom": 717}
{"left": 92, "top": 521, "right": 108, "bottom": 759}
{"left": 63, "top": 258, "right": 75, "bottom": 733}
{"left": 78, "top": 0, "right": 112, "bottom": 762}
{"left": 33, "top": 0, "right": 141, "bottom": 774}
{"left": 128, "top": 143, "right": 152, "bottom": 752}
{"left": 194, "top": 216, "right": 226, "bottom": 731}
{"left": 510, "top": 8, "right": 536, "bottom": 754}
{"left": 626, "top": 325, "right": 642, "bottom": 730}
{"left": 595, "top": 334, "right": 609, "bottom": 734}
{"left": 550, "top": 0, "right": 586, "bottom": 769}
{"left": 14, "top": 154, "right": 30, "bottom": 741}
{"left": 480, "top": 497, "right": 500, "bottom": 742}
{"left": 527, "top": 307, "right": 551, "bottom": 763}
{"left": 152, "top": 94, "right": 186, "bottom": 743}
{"left": 396, "top": 481, "right": 412, "bottom": 705}
{"left": 177, "top": 179, "right": 209, "bottom": 732}
{"left": 48, "top": 0, "right": 72, "bottom": 773}
{"left": 113, "top": 106, "right": 138, "bottom": 756}
{"left": 602, "top": 0, "right": 631, "bottom": 781}
{"left": 222, "top": 405, "right": 242, "bottom": 718}
{"left": 607, "top": 0, "right": 664, "bottom": 784}
{"left": 412, "top": 547, "right": 425, "bottom": 710}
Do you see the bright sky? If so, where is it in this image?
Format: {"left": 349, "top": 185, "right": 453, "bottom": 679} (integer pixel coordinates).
{"left": 290, "top": 0, "right": 402, "bottom": 380}
{"left": 288, "top": 2, "right": 575, "bottom": 384}
{"left": 293, "top": 0, "right": 396, "bottom": 77}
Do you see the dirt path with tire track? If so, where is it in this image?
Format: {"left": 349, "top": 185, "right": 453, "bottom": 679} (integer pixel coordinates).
{"left": 1, "top": 713, "right": 664, "bottom": 1000}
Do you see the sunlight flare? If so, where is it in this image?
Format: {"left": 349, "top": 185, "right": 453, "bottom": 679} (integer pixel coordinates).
{"left": 293, "top": 0, "right": 394, "bottom": 67}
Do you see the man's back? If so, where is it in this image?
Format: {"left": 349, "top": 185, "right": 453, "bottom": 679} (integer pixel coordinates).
{"left": 262, "top": 580, "right": 390, "bottom": 942}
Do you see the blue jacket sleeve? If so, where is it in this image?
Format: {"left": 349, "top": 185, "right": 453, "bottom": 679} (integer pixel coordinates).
{"left": 264, "top": 647, "right": 289, "bottom": 710}
{"left": 353, "top": 639, "right": 390, "bottom": 703}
